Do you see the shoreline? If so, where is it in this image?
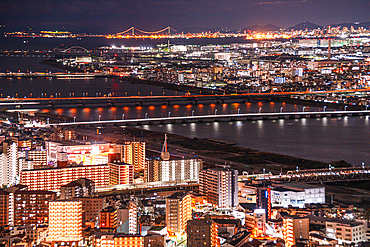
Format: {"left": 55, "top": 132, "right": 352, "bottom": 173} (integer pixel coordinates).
{"left": 69, "top": 124, "right": 350, "bottom": 173}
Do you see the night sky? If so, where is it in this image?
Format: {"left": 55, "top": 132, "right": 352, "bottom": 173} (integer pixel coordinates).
{"left": 0, "top": 0, "right": 369, "bottom": 33}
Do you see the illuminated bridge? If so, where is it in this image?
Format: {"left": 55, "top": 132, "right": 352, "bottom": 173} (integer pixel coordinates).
{"left": 49, "top": 110, "right": 370, "bottom": 126}
{"left": 239, "top": 166, "right": 370, "bottom": 183}
{"left": 0, "top": 88, "right": 369, "bottom": 109}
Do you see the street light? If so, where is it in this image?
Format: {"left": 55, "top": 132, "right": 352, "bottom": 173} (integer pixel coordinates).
{"left": 122, "top": 114, "right": 125, "bottom": 120}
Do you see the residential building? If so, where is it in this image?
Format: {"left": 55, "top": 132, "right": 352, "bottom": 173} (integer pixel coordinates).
{"left": 109, "top": 162, "right": 134, "bottom": 185}
{"left": 13, "top": 190, "right": 56, "bottom": 226}
{"left": 79, "top": 197, "right": 104, "bottom": 227}
{"left": 20, "top": 164, "right": 110, "bottom": 191}
{"left": 27, "top": 147, "right": 47, "bottom": 167}
{"left": 0, "top": 190, "right": 9, "bottom": 226}
{"left": 0, "top": 139, "right": 18, "bottom": 186}
{"left": 47, "top": 200, "right": 83, "bottom": 243}
{"left": 122, "top": 141, "right": 146, "bottom": 173}
{"left": 165, "top": 192, "right": 192, "bottom": 235}
{"left": 60, "top": 178, "right": 95, "bottom": 199}
{"left": 146, "top": 158, "right": 202, "bottom": 182}
{"left": 100, "top": 207, "right": 118, "bottom": 230}
{"left": 199, "top": 167, "right": 238, "bottom": 209}
{"left": 283, "top": 215, "right": 309, "bottom": 247}
{"left": 187, "top": 218, "right": 219, "bottom": 247}
{"left": 117, "top": 199, "right": 138, "bottom": 234}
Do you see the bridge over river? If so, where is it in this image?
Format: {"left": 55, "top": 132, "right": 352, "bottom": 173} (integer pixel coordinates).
{"left": 48, "top": 110, "right": 370, "bottom": 126}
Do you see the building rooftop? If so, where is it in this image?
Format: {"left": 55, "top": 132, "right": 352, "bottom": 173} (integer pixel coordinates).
{"left": 167, "top": 192, "right": 188, "bottom": 199}
{"left": 280, "top": 182, "right": 324, "bottom": 190}
{"left": 14, "top": 190, "right": 55, "bottom": 195}
{"left": 308, "top": 215, "right": 363, "bottom": 227}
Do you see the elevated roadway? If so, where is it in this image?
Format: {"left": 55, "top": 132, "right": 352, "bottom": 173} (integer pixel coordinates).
{"left": 49, "top": 110, "right": 370, "bottom": 126}
{"left": 0, "top": 88, "right": 369, "bottom": 109}
{"left": 239, "top": 166, "right": 370, "bottom": 183}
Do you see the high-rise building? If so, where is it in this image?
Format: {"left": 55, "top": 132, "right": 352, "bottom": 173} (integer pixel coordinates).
{"left": 13, "top": 190, "right": 56, "bottom": 226}
{"left": 27, "top": 147, "right": 47, "bottom": 168}
{"left": 109, "top": 162, "right": 134, "bottom": 185}
{"left": 146, "top": 158, "right": 202, "bottom": 182}
{"left": 187, "top": 218, "right": 220, "bottom": 247}
{"left": 0, "top": 190, "right": 9, "bottom": 226}
{"left": 17, "top": 158, "right": 34, "bottom": 178}
{"left": 254, "top": 209, "right": 266, "bottom": 237}
{"left": 0, "top": 139, "right": 18, "bottom": 186}
{"left": 60, "top": 178, "right": 95, "bottom": 200}
{"left": 165, "top": 192, "right": 192, "bottom": 235}
{"left": 79, "top": 197, "right": 104, "bottom": 227}
{"left": 47, "top": 200, "right": 83, "bottom": 243}
{"left": 4, "top": 184, "right": 28, "bottom": 226}
{"left": 122, "top": 141, "right": 146, "bottom": 173}
{"left": 117, "top": 199, "right": 138, "bottom": 234}
{"left": 199, "top": 167, "right": 238, "bottom": 209}
{"left": 146, "top": 135, "right": 202, "bottom": 182}
{"left": 283, "top": 216, "right": 309, "bottom": 247}
{"left": 20, "top": 164, "right": 110, "bottom": 191}
{"left": 100, "top": 207, "right": 118, "bottom": 231}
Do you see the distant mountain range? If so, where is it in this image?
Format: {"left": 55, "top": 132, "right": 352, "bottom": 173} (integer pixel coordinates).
{"left": 287, "top": 21, "right": 323, "bottom": 30}
{"left": 179, "top": 21, "right": 370, "bottom": 34}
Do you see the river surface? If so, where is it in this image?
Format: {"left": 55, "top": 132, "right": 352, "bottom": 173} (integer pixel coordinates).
{"left": 0, "top": 76, "right": 365, "bottom": 166}
{"left": 1, "top": 37, "right": 369, "bottom": 166}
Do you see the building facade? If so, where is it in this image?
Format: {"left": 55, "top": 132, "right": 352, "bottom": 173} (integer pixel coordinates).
{"left": 109, "top": 162, "right": 134, "bottom": 185}
{"left": 47, "top": 200, "right": 83, "bottom": 243}
{"left": 187, "top": 219, "right": 219, "bottom": 247}
{"left": 122, "top": 141, "right": 146, "bottom": 173}
{"left": 283, "top": 216, "right": 309, "bottom": 247}
{"left": 13, "top": 190, "right": 56, "bottom": 226}
{"left": 146, "top": 158, "right": 202, "bottom": 182}
{"left": 199, "top": 167, "right": 238, "bottom": 209}
{"left": 20, "top": 165, "right": 110, "bottom": 191}
{"left": 165, "top": 192, "right": 192, "bottom": 235}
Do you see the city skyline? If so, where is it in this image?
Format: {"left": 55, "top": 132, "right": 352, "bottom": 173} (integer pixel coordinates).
{"left": 0, "top": 0, "right": 369, "bottom": 33}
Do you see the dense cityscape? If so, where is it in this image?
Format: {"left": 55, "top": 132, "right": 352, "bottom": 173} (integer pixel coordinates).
{"left": 2, "top": 1, "right": 370, "bottom": 247}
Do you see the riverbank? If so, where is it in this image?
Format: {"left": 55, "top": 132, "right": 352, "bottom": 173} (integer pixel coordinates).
{"left": 69, "top": 124, "right": 350, "bottom": 174}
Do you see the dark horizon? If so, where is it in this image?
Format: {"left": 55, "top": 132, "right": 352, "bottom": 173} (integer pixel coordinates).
{"left": 0, "top": 0, "right": 369, "bottom": 34}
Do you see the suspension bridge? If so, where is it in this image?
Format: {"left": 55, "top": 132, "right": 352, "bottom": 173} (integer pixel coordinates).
{"left": 109, "top": 26, "right": 177, "bottom": 38}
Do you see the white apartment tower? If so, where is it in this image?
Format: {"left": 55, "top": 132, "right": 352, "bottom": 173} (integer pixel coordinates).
{"left": 0, "top": 140, "right": 18, "bottom": 186}
{"left": 199, "top": 167, "right": 238, "bottom": 209}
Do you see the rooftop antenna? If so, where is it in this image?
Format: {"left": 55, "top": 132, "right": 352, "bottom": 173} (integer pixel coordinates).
{"left": 161, "top": 134, "right": 170, "bottom": 161}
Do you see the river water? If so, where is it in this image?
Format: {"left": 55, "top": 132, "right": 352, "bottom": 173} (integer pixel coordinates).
{"left": 1, "top": 37, "right": 369, "bottom": 165}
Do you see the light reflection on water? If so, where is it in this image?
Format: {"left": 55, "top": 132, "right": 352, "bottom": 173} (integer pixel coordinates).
{"left": 138, "top": 115, "right": 370, "bottom": 166}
